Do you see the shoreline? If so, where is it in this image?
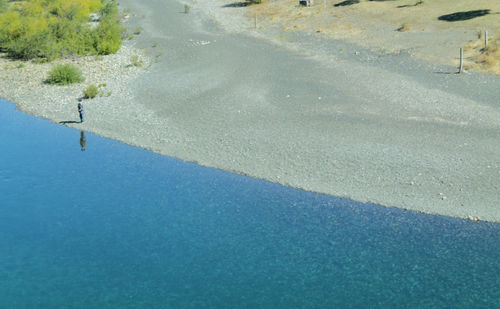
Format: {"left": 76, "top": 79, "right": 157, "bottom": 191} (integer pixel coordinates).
{"left": 1, "top": 0, "right": 500, "bottom": 222}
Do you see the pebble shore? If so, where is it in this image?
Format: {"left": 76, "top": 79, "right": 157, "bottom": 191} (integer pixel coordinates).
{"left": 0, "top": 41, "right": 149, "bottom": 125}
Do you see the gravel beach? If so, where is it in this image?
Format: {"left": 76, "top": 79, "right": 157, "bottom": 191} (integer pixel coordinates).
{"left": 1, "top": 0, "right": 499, "bottom": 221}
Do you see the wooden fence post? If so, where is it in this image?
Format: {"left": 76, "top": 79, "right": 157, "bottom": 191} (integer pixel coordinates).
{"left": 485, "top": 30, "right": 489, "bottom": 49}
{"left": 459, "top": 48, "right": 463, "bottom": 73}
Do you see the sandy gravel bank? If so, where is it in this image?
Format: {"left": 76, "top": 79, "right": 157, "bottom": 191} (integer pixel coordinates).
{"left": 1, "top": 0, "right": 499, "bottom": 221}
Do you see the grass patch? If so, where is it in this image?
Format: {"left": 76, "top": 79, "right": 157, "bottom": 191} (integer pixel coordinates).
{"left": 46, "top": 64, "right": 84, "bottom": 85}
{"left": 465, "top": 35, "right": 500, "bottom": 74}
{"left": 155, "top": 51, "right": 163, "bottom": 63}
{"left": 130, "top": 54, "right": 144, "bottom": 67}
{"left": 133, "top": 27, "right": 143, "bottom": 35}
{"left": 397, "top": 23, "right": 410, "bottom": 32}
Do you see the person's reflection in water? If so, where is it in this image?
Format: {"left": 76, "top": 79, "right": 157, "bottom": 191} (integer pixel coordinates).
{"left": 80, "top": 131, "right": 86, "bottom": 151}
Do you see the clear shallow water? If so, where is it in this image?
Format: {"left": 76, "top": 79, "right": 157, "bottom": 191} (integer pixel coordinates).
{"left": 1, "top": 99, "right": 499, "bottom": 308}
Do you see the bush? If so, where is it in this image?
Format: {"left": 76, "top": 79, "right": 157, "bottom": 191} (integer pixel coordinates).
{"left": 0, "top": 0, "right": 123, "bottom": 60}
{"left": 93, "top": 18, "right": 123, "bottom": 54}
{"left": 46, "top": 64, "right": 84, "bottom": 85}
{"left": 82, "top": 84, "right": 98, "bottom": 98}
{"left": 5, "top": 31, "right": 55, "bottom": 60}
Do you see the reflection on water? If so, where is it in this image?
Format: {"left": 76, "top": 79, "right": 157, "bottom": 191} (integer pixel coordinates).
{"left": 80, "top": 131, "right": 86, "bottom": 151}
{"left": 0, "top": 99, "right": 499, "bottom": 308}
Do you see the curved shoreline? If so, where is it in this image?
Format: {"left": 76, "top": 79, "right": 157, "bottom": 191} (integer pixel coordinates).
{"left": 1, "top": 0, "right": 500, "bottom": 222}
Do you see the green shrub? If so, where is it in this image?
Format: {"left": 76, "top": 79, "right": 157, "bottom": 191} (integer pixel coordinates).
{"left": 184, "top": 5, "right": 189, "bottom": 14}
{"left": 82, "top": 84, "right": 99, "bottom": 98}
{"left": 93, "top": 18, "right": 123, "bottom": 54}
{"left": 0, "top": 0, "right": 7, "bottom": 13}
{"left": 0, "top": 0, "right": 123, "bottom": 60}
{"left": 4, "top": 29, "right": 58, "bottom": 60}
{"left": 46, "top": 64, "right": 84, "bottom": 85}
{"left": 101, "top": 0, "right": 119, "bottom": 17}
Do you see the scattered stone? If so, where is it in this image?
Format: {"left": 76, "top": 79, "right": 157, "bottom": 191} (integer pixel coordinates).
{"left": 467, "top": 215, "right": 481, "bottom": 222}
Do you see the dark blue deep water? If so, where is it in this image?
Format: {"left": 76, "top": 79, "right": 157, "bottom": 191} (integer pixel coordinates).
{"left": 1, "top": 99, "right": 499, "bottom": 308}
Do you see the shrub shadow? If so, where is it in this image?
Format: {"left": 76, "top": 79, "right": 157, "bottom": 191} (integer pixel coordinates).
{"left": 334, "top": 0, "right": 359, "bottom": 7}
{"left": 438, "top": 9, "right": 490, "bottom": 22}
{"left": 223, "top": 2, "right": 251, "bottom": 8}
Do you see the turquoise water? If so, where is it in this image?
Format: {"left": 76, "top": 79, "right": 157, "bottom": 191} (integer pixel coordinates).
{"left": 1, "top": 99, "right": 499, "bottom": 308}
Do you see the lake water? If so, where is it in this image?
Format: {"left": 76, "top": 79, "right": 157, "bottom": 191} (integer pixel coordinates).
{"left": 1, "top": 98, "right": 499, "bottom": 308}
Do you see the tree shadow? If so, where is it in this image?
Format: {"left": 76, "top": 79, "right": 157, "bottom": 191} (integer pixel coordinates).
{"left": 397, "top": 1, "right": 423, "bottom": 8}
{"left": 334, "top": 0, "right": 359, "bottom": 7}
{"left": 222, "top": 2, "right": 251, "bottom": 8}
{"left": 438, "top": 9, "right": 490, "bottom": 22}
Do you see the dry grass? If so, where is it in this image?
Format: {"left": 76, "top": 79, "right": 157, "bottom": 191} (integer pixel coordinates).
{"left": 465, "top": 35, "right": 500, "bottom": 74}
{"left": 245, "top": 0, "right": 500, "bottom": 75}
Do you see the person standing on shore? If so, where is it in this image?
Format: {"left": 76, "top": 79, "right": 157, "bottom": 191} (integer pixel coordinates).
{"left": 77, "top": 99, "right": 85, "bottom": 123}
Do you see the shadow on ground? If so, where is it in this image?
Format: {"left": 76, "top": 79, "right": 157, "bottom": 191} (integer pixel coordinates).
{"left": 334, "top": 0, "right": 359, "bottom": 7}
{"left": 438, "top": 9, "right": 490, "bottom": 22}
{"left": 397, "top": 2, "right": 424, "bottom": 8}
{"left": 223, "top": 2, "right": 251, "bottom": 8}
